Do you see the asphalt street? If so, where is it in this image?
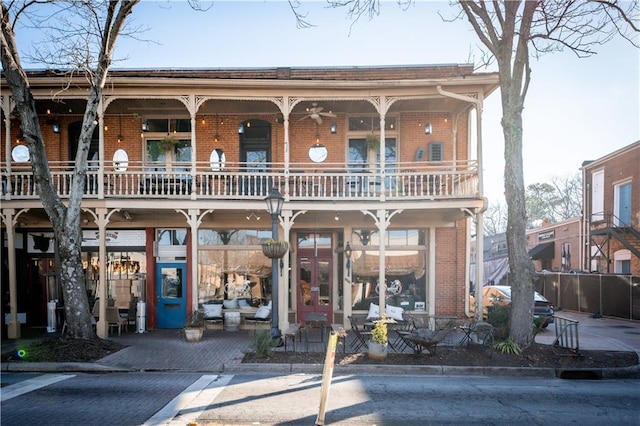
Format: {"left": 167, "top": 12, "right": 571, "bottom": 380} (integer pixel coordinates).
{"left": 1, "top": 372, "right": 639, "bottom": 425}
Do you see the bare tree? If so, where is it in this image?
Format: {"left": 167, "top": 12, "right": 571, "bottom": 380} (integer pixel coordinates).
{"left": 526, "top": 173, "right": 582, "bottom": 226}
{"left": 1, "top": 0, "right": 140, "bottom": 339}
{"left": 484, "top": 202, "right": 508, "bottom": 236}
{"left": 329, "top": 0, "right": 638, "bottom": 346}
{"left": 550, "top": 173, "right": 582, "bottom": 221}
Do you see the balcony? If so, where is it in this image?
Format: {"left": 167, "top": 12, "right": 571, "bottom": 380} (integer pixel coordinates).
{"left": 1, "top": 160, "right": 479, "bottom": 202}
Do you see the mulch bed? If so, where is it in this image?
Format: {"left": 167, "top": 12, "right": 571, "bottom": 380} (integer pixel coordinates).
{"left": 3, "top": 337, "right": 637, "bottom": 371}
{"left": 244, "top": 342, "right": 639, "bottom": 369}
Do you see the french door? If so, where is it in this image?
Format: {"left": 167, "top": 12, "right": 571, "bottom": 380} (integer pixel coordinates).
{"left": 296, "top": 248, "right": 333, "bottom": 322}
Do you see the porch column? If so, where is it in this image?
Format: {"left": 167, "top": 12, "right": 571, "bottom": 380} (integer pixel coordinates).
{"left": 474, "top": 212, "right": 485, "bottom": 321}
{"left": 97, "top": 98, "right": 105, "bottom": 200}
{"left": 379, "top": 112, "right": 386, "bottom": 201}
{"left": 2, "top": 96, "right": 14, "bottom": 199}
{"left": 281, "top": 210, "right": 292, "bottom": 330}
{"left": 342, "top": 225, "right": 353, "bottom": 326}
{"left": 428, "top": 227, "right": 436, "bottom": 317}
{"left": 377, "top": 209, "right": 387, "bottom": 312}
{"left": 178, "top": 208, "right": 202, "bottom": 312}
{"left": 2, "top": 209, "right": 20, "bottom": 338}
{"left": 96, "top": 208, "right": 109, "bottom": 338}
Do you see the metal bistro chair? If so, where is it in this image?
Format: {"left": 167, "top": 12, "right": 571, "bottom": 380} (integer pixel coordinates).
{"left": 348, "top": 315, "right": 372, "bottom": 352}
{"left": 474, "top": 321, "right": 495, "bottom": 358}
{"left": 391, "top": 313, "right": 416, "bottom": 352}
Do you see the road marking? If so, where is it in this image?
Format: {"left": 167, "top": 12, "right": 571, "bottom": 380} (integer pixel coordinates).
{"left": 142, "top": 374, "right": 233, "bottom": 426}
{"left": 1, "top": 374, "right": 75, "bottom": 402}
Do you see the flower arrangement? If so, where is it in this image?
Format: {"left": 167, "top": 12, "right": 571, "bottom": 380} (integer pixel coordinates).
{"left": 371, "top": 314, "right": 388, "bottom": 344}
{"left": 261, "top": 239, "right": 289, "bottom": 258}
{"left": 149, "top": 136, "right": 180, "bottom": 161}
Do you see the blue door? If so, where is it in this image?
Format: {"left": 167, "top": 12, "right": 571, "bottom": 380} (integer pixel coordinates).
{"left": 617, "top": 183, "right": 632, "bottom": 226}
{"left": 156, "top": 263, "right": 187, "bottom": 328}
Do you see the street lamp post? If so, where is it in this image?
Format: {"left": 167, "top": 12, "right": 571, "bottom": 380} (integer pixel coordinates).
{"left": 265, "top": 187, "right": 284, "bottom": 343}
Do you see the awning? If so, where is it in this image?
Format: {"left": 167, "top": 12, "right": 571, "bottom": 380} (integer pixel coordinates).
{"left": 529, "top": 242, "right": 554, "bottom": 260}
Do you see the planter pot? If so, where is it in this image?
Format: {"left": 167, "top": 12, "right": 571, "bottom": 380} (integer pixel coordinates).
{"left": 368, "top": 341, "right": 388, "bottom": 360}
{"left": 262, "top": 241, "right": 289, "bottom": 258}
{"left": 184, "top": 326, "right": 204, "bottom": 342}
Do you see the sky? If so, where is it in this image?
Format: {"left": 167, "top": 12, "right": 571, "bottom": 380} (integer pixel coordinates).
{"left": 15, "top": 0, "right": 640, "bottom": 204}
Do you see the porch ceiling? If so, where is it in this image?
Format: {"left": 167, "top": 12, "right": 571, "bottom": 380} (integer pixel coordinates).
{"left": 29, "top": 95, "right": 468, "bottom": 118}
{"left": 12, "top": 204, "right": 471, "bottom": 230}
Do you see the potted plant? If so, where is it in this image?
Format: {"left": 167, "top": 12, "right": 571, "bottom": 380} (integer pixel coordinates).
{"left": 366, "top": 133, "right": 380, "bottom": 150}
{"left": 149, "top": 136, "right": 180, "bottom": 161}
{"left": 368, "top": 314, "right": 389, "bottom": 360}
{"left": 261, "top": 239, "right": 289, "bottom": 258}
{"left": 183, "top": 310, "right": 204, "bottom": 342}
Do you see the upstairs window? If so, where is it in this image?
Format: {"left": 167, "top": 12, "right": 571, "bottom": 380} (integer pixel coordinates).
{"left": 428, "top": 142, "right": 443, "bottom": 162}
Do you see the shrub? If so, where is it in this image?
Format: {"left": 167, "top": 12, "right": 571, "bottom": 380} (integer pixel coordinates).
{"left": 487, "top": 304, "right": 511, "bottom": 340}
{"left": 371, "top": 314, "right": 388, "bottom": 344}
{"left": 495, "top": 338, "right": 522, "bottom": 355}
{"left": 252, "top": 330, "right": 273, "bottom": 358}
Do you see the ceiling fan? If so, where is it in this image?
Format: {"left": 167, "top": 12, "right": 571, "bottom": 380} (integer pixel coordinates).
{"left": 298, "top": 103, "right": 336, "bottom": 124}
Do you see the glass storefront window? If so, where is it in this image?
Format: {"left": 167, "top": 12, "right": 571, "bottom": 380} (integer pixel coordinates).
{"left": 82, "top": 251, "right": 146, "bottom": 310}
{"left": 197, "top": 248, "right": 271, "bottom": 304}
{"left": 198, "top": 229, "right": 272, "bottom": 246}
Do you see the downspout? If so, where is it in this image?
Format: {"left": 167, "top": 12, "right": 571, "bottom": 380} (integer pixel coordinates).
{"left": 436, "top": 85, "right": 485, "bottom": 318}
{"left": 581, "top": 168, "right": 589, "bottom": 272}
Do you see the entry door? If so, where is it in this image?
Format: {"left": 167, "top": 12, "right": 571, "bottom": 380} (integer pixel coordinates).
{"left": 240, "top": 120, "right": 271, "bottom": 195}
{"left": 297, "top": 249, "right": 332, "bottom": 322}
{"left": 156, "top": 263, "right": 187, "bottom": 328}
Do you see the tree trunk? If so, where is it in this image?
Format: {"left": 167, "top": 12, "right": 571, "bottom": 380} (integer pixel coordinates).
{"left": 56, "top": 228, "right": 96, "bottom": 340}
{"left": 500, "top": 78, "right": 535, "bottom": 348}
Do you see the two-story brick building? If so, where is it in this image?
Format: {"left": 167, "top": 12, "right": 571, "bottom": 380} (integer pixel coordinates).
{"left": 582, "top": 141, "right": 640, "bottom": 275}
{"left": 1, "top": 65, "right": 499, "bottom": 338}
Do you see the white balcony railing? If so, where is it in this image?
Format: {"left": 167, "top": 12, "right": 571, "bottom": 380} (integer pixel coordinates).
{"left": 1, "top": 160, "right": 479, "bottom": 202}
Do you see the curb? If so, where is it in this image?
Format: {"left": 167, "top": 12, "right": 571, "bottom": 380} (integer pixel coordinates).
{"left": 1, "top": 362, "right": 131, "bottom": 373}
{"left": 2, "top": 362, "right": 639, "bottom": 379}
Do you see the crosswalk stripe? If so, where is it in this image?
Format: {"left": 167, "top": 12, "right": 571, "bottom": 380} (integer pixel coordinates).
{"left": 1, "top": 374, "right": 75, "bottom": 402}
{"left": 142, "top": 374, "right": 233, "bottom": 426}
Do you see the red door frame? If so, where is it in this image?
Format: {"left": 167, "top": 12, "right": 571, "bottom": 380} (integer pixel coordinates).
{"left": 296, "top": 248, "right": 333, "bottom": 322}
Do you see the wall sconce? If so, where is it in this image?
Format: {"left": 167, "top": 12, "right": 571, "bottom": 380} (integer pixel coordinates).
{"left": 344, "top": 242, "right": 353, "bottom": 274}
{"left": 330, "top": 122, "right": 337, "bottom": 134}
{"left": 238, "top": 123, "right": 245, "bottom": 134}
{"left": 142, "top": 120, "right": 149, "bottom": 132}
{"left": 52, "top": 121, "right": 60, "bottom": 134}
{"left": 424, "top": 122, "right": 432, "bottom": 135}
{"left": 123, "top": 211, "right": 132, "bottom": 221}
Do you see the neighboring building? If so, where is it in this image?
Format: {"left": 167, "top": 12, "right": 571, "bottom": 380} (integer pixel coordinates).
{"left": 526, "top": 218, "right": 582, "bottom": 272}
{"left": 582, "top": 141, "right": 640, "bottom": 275}
{"left": 1, "top": 65, "right": 499, "bottom": 338}
{"left": 470, "top": 217, "right": 582, "bottom": 289}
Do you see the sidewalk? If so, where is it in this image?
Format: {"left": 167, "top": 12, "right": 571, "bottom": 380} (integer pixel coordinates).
{"left": 2, "top": 311, "right": 639, "bottom": 376}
